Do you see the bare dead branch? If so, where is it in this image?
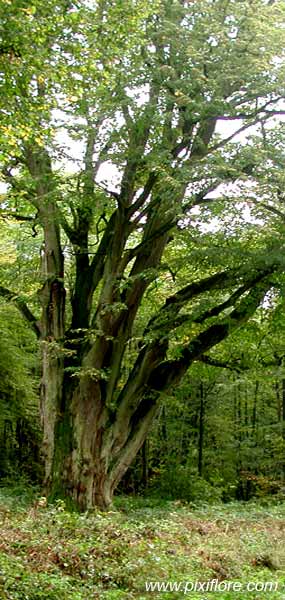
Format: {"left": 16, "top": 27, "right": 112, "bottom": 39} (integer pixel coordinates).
{"left": 0, "top": 286, "right": 41, "bottom": 338}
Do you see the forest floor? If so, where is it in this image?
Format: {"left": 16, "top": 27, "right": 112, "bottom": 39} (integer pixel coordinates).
{"left": 0, "top": 485, "right": 284, "bottom": 599}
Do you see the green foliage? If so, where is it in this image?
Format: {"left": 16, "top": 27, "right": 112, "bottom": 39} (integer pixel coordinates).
{"left": 0, "top": 302, "right": 41, "bottom": 481}
{"left": 149, "top": 466, "right": 223, "bottom": 503}
{"left": 139, "top": 306, "right": 285, "bottom": 504}
{"left": 0, "top": 305, "right": 36, "bottom": 400}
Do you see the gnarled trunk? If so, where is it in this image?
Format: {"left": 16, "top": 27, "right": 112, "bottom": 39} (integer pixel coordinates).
{"left": 42, "top": 379, "right": 156, "bottom": 510}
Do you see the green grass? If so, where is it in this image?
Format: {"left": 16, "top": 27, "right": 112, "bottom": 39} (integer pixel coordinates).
{"left": 0, "top": 486, "right": 284, "bottom": 599}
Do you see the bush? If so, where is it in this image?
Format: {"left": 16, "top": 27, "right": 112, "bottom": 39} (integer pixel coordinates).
{"left": 148, "top": 464, "right": 223, "bottom": 503}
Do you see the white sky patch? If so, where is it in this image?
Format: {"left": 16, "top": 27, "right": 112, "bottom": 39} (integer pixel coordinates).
{"left": 96, "top": 161, "right": 121, "bottom": 192}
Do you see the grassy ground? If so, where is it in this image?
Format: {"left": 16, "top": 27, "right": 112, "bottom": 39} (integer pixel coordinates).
{"left": 0, "top": 486, "right": 284, "bottom": 599}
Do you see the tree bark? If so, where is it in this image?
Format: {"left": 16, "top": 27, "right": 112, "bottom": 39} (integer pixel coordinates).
{"left": 198, "top": 382, "right": 204, "bottom": 477}
{"left": 281, "top": 378, "right": 285, "bottom": 481}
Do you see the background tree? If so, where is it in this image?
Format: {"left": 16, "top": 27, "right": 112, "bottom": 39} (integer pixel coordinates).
{"left": 143, "top": 299, "right": 285, "bottom": 503}
{"left": 0, "top": 301, "right": 40, "bottom": 480}
{"left": 0, "top": 219, "right": 41, "bottom": 480}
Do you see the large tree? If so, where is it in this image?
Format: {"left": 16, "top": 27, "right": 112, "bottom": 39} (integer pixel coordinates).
{"left": 1, "top": 0, "right": 285, "bottom": 509}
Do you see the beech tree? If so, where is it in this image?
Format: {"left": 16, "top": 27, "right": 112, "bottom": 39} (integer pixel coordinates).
{"left": 1, "top": 0, "right": 285, "bottom": 509}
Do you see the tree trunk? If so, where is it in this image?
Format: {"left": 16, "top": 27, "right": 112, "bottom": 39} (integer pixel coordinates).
{"left": 198, "top": 382, "right": 204, "bottom": 477}
{"left": 141, "top": 440, "right": 149, "bottom": 490}
{"left": 281, "top": 378, "right": 285, "bottom": 481}
{"left": 42, "top": 363, "right": 159, "bottom": 510}
{"left": 42, "top": 372, "right": 108, "bottom": 510}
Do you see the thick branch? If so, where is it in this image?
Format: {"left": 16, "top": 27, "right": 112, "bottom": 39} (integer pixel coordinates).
{"left": 148, "top": 277, "right": 273, "bottom": 392}
{"left": 70, "top": 210, "right": 118, "bottom": 331}
{"left": 147, "top": 261, "right": 279, "bottom": 338}
{"left": 128, "top": 171, "right": 159, "bottom": 217}
{"left": 89, "top": 211, "right": 117, "bottom": 295}
{"left": 146, "top": 269, "right": 235, "bottom": 333}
